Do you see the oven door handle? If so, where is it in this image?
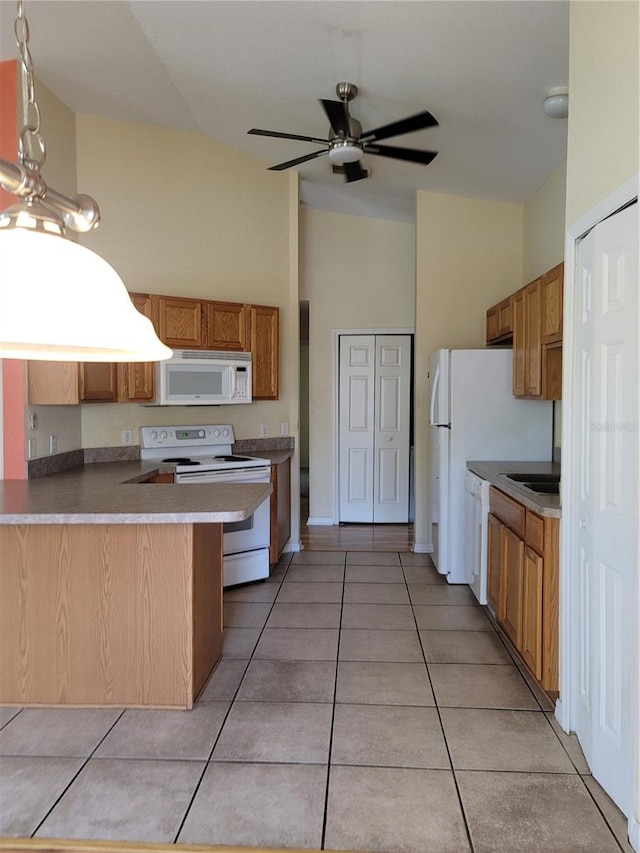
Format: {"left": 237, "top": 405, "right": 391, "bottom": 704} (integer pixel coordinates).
{"left": 176, "top": 467, "right": 271, "bottom": 484}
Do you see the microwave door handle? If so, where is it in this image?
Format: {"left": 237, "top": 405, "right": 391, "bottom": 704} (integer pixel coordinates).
{"left": 429, "top": 363, "right": 440, "bottom": 426}
{"left": 229, "top": 367, "right": 237, "bottom": 400}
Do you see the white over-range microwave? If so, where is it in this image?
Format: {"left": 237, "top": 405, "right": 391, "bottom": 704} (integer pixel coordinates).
{"left": 154, "top": 350, "right": 252, "bottom": 405}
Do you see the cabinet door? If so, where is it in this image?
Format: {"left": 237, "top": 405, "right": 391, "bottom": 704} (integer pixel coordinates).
{"left": 524, "top": 279, "right": 543, "bottom": 398}
{"left": 28, "top": 361, "right": 79, "bottom": 405}
{"left": 206, "top": 301, "right": 248, "bottom": 351}
{"left": 120, "top": 293, "right": 156, "bottom": 402}
{"left": 521, "top": 545, "right": 543, "bottom": 679}
{"left": 156, "top": 296, "right": 203, "bottom": 349}
{"left": 249, "top": 304, "right": 279, "bottom": 400}
{"left": 497, "top": 297, "right": 513, "bottom": 339}
{"left": 79, "top": 363, "right": 118, "bottom": 403}
{"left": 512, "top": 288, "right": 526, "bottom": 397}
{"left": 487, "top": 513, "right": 505, "bottom": 619}
{"left": 486, "top": 306, "right": 499, "bottom": 345}
{"left": 502, "top": 526, "right": 524, "bottom": 649}
{"left": 541, "top": 263, "right": 563, "bottom": 344}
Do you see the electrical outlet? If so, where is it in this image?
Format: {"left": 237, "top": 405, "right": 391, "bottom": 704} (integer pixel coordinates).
{"left": 29, "top": 413, "right": 38, "bottom": 431}
{"left": 121, "top": 429, "right": 133, "bottom": 446}
{"left": 28, "top": 438, "right": 36, "bottom": 459}
{"left": 49, "top": 434, "right": 57, "bottom": 454}
{"left": 260, "top": 424, "right": 269, "bottom": 437}
{"left": 280, "top": 421, "right": 289, "bottom": 436}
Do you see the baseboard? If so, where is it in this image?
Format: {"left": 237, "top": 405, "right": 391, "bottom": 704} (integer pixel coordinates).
{"left": 306, "top": 517, "right": 335, "bottom": 526}
{"left": 283, "top": 541, "right": 301, "bottom": 553}
{"left": 412, "top": 542, "right": 434, "bottom": 554}
{"left": 629, "top": 817, "right": 639, "bottom": 852}
{"left": 554, "top": 698, "right": 570, "bottom": 733}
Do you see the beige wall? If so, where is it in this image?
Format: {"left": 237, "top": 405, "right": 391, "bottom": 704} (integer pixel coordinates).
{"left": 300, "top": 207, "right": 415, "bottom": 521}
{"left": 74, "top": 115, "right": 298, "bottom": 449}
{"left": 414, "top": 191, "right": 524, "bottom": 548}
{"left": 566, "top": 1, "right": 639, "bottom": 224}
{"left": 523, "top": 161, "right": 567, "bottom": 282}
{"left": 27, "top": 80, "right": 82, "bottom": 459}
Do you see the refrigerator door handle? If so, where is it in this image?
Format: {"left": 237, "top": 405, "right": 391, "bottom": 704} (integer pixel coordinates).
{"left": 429, "top": 363, "right": 440, "bottom": 425}
{"left": 429, "top": 362, "right": 450, "bottom": 427}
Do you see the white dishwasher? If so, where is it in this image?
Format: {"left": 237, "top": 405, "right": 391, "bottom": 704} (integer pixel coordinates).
{"left": 465, "top": 470, "right": 491, "bottom": 605}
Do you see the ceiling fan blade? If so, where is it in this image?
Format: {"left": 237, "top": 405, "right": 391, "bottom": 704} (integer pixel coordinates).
{"left": 360, "top": 110, "right": 439, "bottom": 143}
{"left": 343, "top": 161, "right": 368, "bottom": 183}
{"left": 320, "top": 99, "right": 351, "bottom": 138}
{"left": 268, "top": 149, "right": 328, "bottom": 171}
{"left": 248, "top": 128, "right": 328, "bottom": 145}
{"left": 363, "top": 144, "right": 438, "bottom": 165}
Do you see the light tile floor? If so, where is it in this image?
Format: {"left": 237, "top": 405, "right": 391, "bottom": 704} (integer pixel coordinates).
{"left": 0, "top": 550, "right": 633, "bottom": 852}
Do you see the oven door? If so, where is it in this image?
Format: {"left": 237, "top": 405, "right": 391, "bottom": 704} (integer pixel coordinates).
{"left": 175, "top": 465, "right": 271, "bottom": 555}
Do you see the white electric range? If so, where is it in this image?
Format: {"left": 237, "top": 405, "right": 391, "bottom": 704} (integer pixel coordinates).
{"left": 139, "top": 424, "right": 271, "bottom": 587}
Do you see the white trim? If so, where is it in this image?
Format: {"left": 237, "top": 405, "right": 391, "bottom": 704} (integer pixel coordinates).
{"left": 333, "top": 328, "right": 415, "bottom": 525}
{"left": 629, "top": 817, "right": 639, "bottom": 852}
{"left": 306, "top": 517, "right": 335, "bottom": 526}
{"left": 412, "top": 541, "right": 433, "bottom": 554}
{"left": 561, "top": 175, "right": 639, "bottom": 817}
{"left": 282, "top": 540, "right": 302, "bottom": 553}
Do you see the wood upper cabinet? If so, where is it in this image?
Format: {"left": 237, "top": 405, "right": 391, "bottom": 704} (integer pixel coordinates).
{"left": 118, "top": 293, "right": 156, "bottom": 403}
{"left": 155, "top": 295, "right": 203, "bottom": 349}
{"left": 249, "top": 304, "right": 279, "bottom": 400}
{"left": 512, "top": 288, "right": 526, "bottom": 397}
{"left": 206, "top": 301, "right": 248, "bottom": 351}
{"left": 79, "top": 363, "right": 119, "bottom": 402}
{"left": 524, "top": 278, "right": 543, "bottom": 397}
{"left": 541, "top": 264, "right": 563, "bottom": 344}
{"left": 486, "top": 296, "right": 513, "bottom": 345}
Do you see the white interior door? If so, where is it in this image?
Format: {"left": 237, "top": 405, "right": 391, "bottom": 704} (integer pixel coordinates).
{"left": 572, "top": 202, "right": 638, "bottom": 818}
{"left": 374, "top": 335, "right": 411, "bottom": 522}
{"left": 339, "top": 335, "right": 375, "bottom": 522}
{"left": 339, "top": 334, "right": 411, "bottom": 523}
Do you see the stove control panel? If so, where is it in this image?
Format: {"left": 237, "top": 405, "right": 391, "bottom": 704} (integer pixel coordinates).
{"left": 140, "top": 424, "right": 235, "bottom": 449}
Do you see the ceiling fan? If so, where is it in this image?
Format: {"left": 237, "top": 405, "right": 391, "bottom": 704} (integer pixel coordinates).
{"left": 248, "top": 82, "right": 439, "bottom": 183}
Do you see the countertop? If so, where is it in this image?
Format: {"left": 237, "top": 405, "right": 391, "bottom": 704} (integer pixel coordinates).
{"left": 467, "top": 460, "right": 561, "bottom": 518}
{"left": 249, "top": 449, "right": 294, "bottom": 465}
{"left": 0, "top": 461, "right": 272, "bottom": 525}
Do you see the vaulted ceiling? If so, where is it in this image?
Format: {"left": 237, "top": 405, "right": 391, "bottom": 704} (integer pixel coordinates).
{"left": 0, "top": 1, "right": 569, "bottom": 221}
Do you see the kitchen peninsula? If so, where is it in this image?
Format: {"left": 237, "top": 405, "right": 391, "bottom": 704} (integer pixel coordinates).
{"left": 0, "top": 462, "right": 271, "bottom": 709}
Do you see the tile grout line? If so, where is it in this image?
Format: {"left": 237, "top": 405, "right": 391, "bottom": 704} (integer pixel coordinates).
{"left": 406, "top": 561, "right": 476, "bottom": 853}
{"left": 319, "top": 549, "right": 347, "bottom": 851}
{"left": 171, "top": 566, "right": 288, "bottom": 844}
{"left": 580, "top": 776, "right": 631, "bottom": 853}
{"left": 29, "top": 707, "right": 127, "bottom": 838}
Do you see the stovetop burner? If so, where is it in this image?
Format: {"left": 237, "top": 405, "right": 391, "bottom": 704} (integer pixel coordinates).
{"left": 162, "top": 457, "right": 200, "bottom": 465}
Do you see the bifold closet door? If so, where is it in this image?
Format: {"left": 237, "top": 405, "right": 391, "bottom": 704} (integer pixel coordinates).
{"left": 339, "top": 335, "right": 410, "bottom": 523}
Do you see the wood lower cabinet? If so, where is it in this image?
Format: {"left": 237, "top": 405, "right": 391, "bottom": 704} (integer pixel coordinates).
{"left": 488, "top": 486, "right": 559, "bottom": 694}
{"left": 502, "top": 526, "right": 524, "bottom": 649}
{"left": 269, "top": 456, "right": 291, "bottom": 564}
{"left": 521, "top": 545, "right": 544, "bottom": 679}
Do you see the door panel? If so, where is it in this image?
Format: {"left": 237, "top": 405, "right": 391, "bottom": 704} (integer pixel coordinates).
{"left": 573, "top": 202, "right": 638, "bottom": 818}
{"left": 339, "top": 334, "right": 411, "bottom": 524}
{"left": 339, "top": 336, "right": 375, "bottom": 522}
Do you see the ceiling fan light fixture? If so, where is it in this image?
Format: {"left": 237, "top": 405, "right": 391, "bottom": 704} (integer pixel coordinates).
{"left": 328, "top": 141, "right": 363, "bottom": 165}
{"left": 543, "top": 87, "right": 569, "bottom": 119}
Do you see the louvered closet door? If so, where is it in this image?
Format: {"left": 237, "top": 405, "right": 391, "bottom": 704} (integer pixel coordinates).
{"left": 339, "top": 335, "right": 411, "bottom": 523}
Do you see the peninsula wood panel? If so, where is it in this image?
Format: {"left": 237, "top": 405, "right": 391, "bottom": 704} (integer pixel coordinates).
{"left": 192, "top": 523, "right": 223, "bottom": 698}
{"left": 0, "top": 523, "right": 222, "bottom": 708}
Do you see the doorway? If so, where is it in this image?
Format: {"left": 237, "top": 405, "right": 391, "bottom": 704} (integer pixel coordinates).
{"left": 338, "top": 334, "right": 413, "bottom": 524}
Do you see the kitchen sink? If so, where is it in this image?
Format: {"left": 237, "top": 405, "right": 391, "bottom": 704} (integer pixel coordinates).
{"left": 503, "top": 472, "right": 561, "bottom": 483}
{"left": 517, "top": 481, "right": 560, "bottom": 495}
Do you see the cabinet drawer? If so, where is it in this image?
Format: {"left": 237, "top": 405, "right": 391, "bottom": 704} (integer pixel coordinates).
{"left": 525, "top": 511, "right": 545, "bottom": 555}
{"left": 490, "top": 486, "right": 525, "bottom": 537}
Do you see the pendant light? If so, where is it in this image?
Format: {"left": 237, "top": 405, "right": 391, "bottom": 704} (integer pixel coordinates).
{"left": 0, "top": 0, "right": 172, "bottom": 362}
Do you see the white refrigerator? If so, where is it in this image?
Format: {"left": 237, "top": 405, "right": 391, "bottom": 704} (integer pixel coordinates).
{"left": 428, "top": 348, "right": 553, "bottom": 584}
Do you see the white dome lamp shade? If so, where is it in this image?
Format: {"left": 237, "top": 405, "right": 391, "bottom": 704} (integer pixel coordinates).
{"left": 328, "top": 141, "right": 364, "bottom": 165}
{"left": 543, "top": 87, "right": 569, "bottom": 119}
{"left": 0, "top": 203, "right": 173, "bottom": 362}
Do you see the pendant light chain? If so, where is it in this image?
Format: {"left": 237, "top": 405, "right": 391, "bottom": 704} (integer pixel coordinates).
{"left": 14, "top": 0, "right": 46, "bottom": 174}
